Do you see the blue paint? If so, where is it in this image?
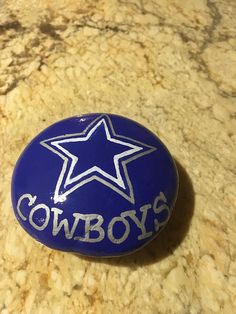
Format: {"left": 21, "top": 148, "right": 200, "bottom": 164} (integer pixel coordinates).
{"left": 11, "top": 114, "right": 178, "bottom": 257}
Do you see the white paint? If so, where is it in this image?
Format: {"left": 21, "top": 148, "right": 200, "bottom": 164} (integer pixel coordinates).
{"left": 40, "top": 115, "right": 156, "bottom": 204}
{"left": 51, "top": 207, "right": 80, "bottom": 239}
{"left": 73, "top": 214, "right": 105, "bottom": 243}
{"left": 17, "top": 193, "right": 37, "bottom": 221}
{"left": 107, "top": 214, "right": 130, "bottom": 244}
{"left": 153, "top": 192, "right": 170, "bottom": 231}
{"left": 124, "top": 204, "right": 153, "bottom": 240}
{"left": 29, "top": 204, "right": 50, "bottom": 231}
{"left": 16, "top": 191, "right": 171, "bottom": 245}
{"left": 51, "top": 119, "right": 142, "bottom": 189}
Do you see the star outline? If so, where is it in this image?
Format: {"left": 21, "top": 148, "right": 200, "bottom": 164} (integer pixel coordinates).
{"left": 40, "top": 114, "right": 157, "bottom": 204}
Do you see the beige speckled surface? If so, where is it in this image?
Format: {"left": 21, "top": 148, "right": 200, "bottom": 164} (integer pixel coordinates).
{"left": 0, "top": 0, "right": 236, "bottom": 313}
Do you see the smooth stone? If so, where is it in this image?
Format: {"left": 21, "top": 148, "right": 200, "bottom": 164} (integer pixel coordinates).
{"left": 11, "top": 113, "right": 178, "bottom": 257}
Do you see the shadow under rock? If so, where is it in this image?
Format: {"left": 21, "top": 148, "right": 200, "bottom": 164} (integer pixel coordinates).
{"left": 75, "top": 160, "right": 195, "bottom": 267}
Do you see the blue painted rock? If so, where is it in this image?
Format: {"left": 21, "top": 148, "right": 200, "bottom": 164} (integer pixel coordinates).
{"left": 11, "top": 114, "right": 178, "bottom": 257}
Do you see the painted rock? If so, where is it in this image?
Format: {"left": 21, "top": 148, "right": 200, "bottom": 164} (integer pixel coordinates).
{"left": 11, "top": 113, "right": 178, "bottom": 257}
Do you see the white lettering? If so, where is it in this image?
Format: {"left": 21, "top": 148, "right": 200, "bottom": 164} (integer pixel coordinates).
{"left": 108, "top": 214, "right": 130, "bottom": 244}
{"left": 17, "top": 193, "right": 37, "bottom": 221}
{"left": 51, "top": 207, "right": 80, "bottom": 239}
{"left": 153, "top": 192, "right": 170, "bottom": 231}
{"left": 122, "top": 205, "right": 153, "bottom": 240}
{"left": 74, "top": 214, "right": 105, "bottom": 242}
{"left": 16, "top": 191, "right": 171, "bottom": 244}
{"left": 29, "top": 204, "right": 50, "bottom": 231}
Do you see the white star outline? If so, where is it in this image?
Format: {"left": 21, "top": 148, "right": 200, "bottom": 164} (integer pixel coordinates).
{"left": 40, "top": 114, "right": 157, "bottom": 204}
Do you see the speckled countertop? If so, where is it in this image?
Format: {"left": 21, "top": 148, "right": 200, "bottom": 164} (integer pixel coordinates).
{"left": 0, "top": 1, "right": 236, "bottom": 313}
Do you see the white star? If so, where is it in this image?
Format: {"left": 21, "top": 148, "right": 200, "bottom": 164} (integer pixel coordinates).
{"left": 40, "top": 115, "right": 156, "bottom": 204}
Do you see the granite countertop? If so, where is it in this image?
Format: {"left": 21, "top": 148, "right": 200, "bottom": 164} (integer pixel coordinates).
{"left": 0, "top": 1, "right": 236, "bottom": 313}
